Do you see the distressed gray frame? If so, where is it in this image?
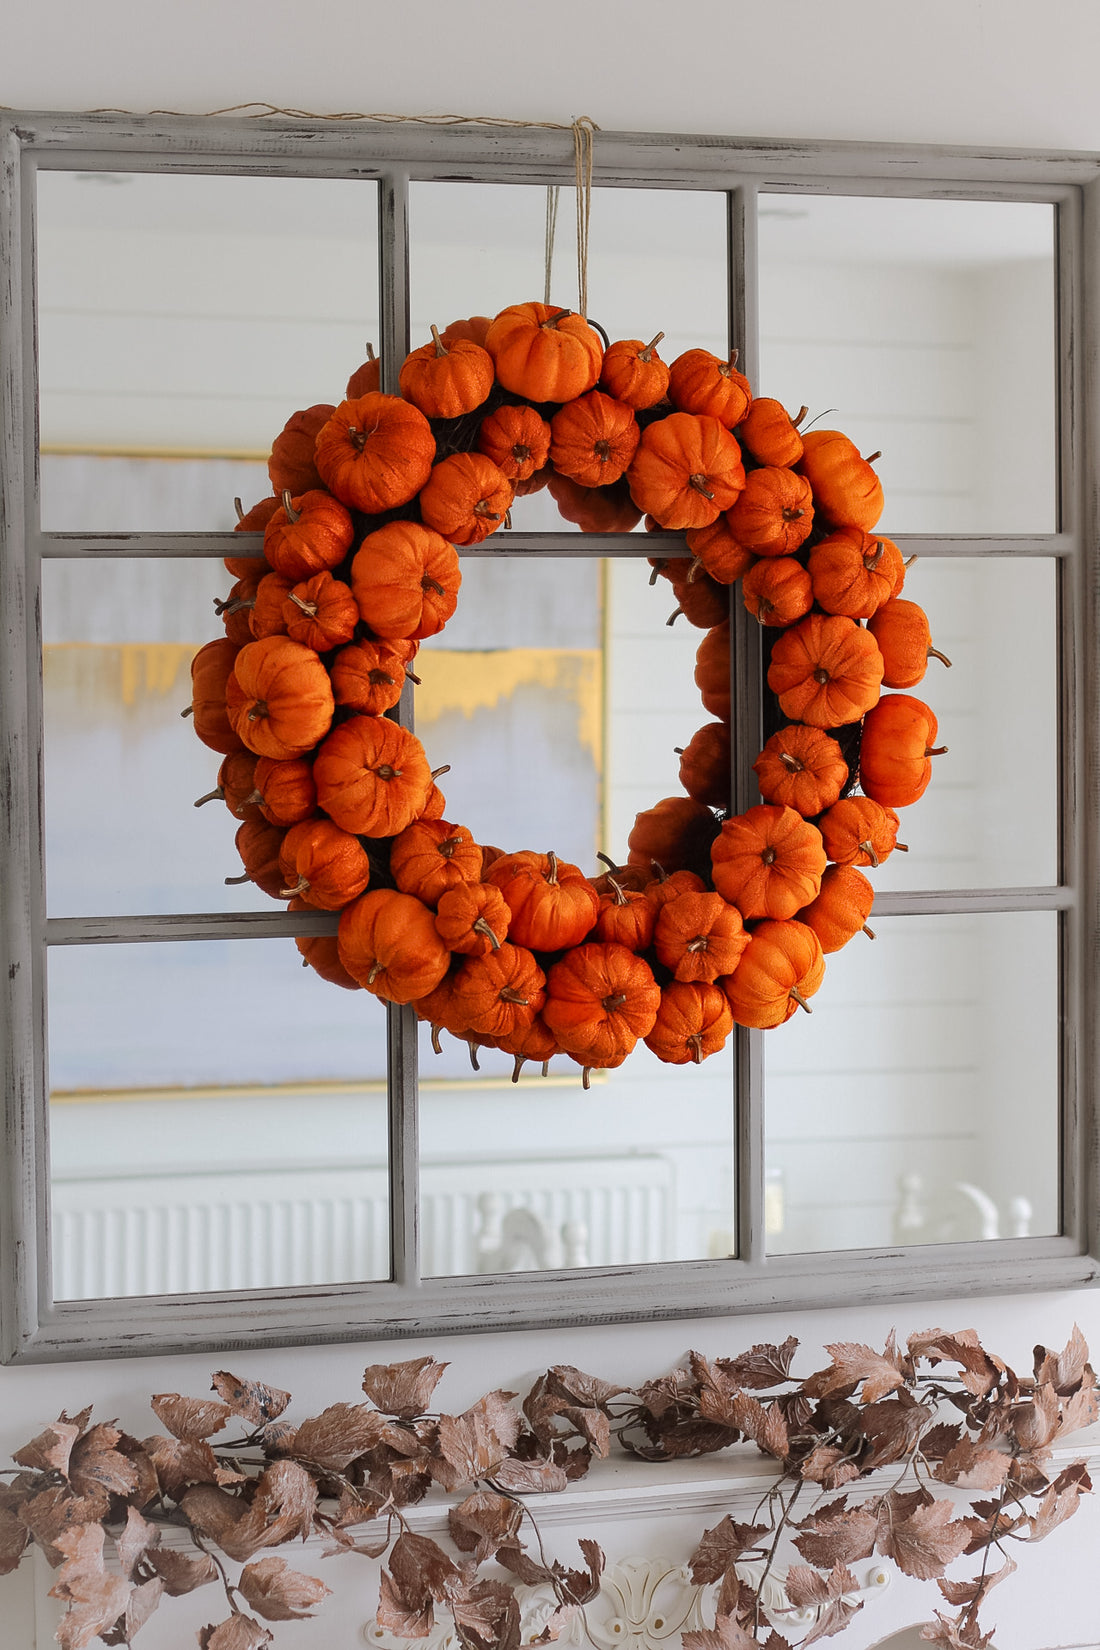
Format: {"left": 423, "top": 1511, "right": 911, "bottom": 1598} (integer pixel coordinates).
{"left": 1, "top": 111, "right": 1097, "bottom": 1363}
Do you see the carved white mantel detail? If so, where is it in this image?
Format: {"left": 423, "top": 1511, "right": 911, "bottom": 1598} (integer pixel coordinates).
{"left": 363, "top": 1556, "right": 892, "bottom": 1649}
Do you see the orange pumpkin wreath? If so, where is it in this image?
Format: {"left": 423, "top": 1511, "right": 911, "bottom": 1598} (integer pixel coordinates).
{"left": 191, "top": 305, "right": 950, "bottom": 1086}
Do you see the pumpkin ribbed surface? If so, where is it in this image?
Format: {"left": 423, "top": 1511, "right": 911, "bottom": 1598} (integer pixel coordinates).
{"left": 314, "top": 716, "right": 432, "bottom": 837}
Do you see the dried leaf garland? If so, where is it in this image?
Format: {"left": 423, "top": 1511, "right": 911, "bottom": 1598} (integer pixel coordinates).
{"left": 4, "top": 1328, "right": 1094, "bottom": 1649}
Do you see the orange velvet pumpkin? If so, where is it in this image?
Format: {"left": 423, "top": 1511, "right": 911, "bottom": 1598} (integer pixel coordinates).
{"left": 666, "top": 568, "right": 730, "bottom": 630}
{"left": 711, "top": 804, "right": 827, "bottom": 921}
{"left": 268, "top": 404, "right": 334, "bottom": 497}
{"left": 867, "top": 598, "right": 952, "bottom": 688}
{"left": 766, "top": 612, "right": 884, "bottom": 727}
{"left": 546, "top": 472, "right": 643, "bottom": 533}
{"left": 225, "top": 637, "right": 335, "bottom": 761}
{"left": 543, "top": 943, "right": 661, "bottom": 1068}
{"left": 668, "top": 349, "right": 752, "bottom": 427}
{"left": 738, "top": 399, "right": 807, "bottom": 468}
{"left": 798, "top": 430, "right": 884, "bottom": 531}
{"left": 677, "top": 721, "right": 732, "bottom": 809}
{"left": 484, "top": 851, "right": 600, "bottom": 952}
{"left": 626, "top": 413, "right": 746, "bottom": 530}
{"left": 817, "top": 796, "right": 906, "bottom": 868}
{"left": 476, "top": 404, "right": 552, "bottom": 482}
{"left": 798, "top": 865, "right": 875, "bottom": 953}
{"left": 290, "top": 896, "right": 363, "bottom": 990}
{"left": 249, "top": 572, "right": 294, "bottom": 640}
{"left": 188, "top": 638, "right": 246, "bottom": 756}
{"left": 247, "top": 755, "right": 317, "bottom": 827}
{"left": 694, "top": 621, "right": 731, "bottom": 722}
{"left": 484, "top": 302, "right": 603, "bottom": 402}
{"left": 654, "top": 890, "right": 750, "bottom": 983}
{"left": 598, "top": 333, "right": 670, "bottom": 409}
{"left": 351, "top": 521, "right": 461, "bottom": 641}
{"left": 390, "top": 818, "right": 483, "bottom": 906}
{"left": 278, "top": 817, "right": 372, "bottom": 910}
{"left": 216, "top": 572, "right": 261, "bottom": 647}
{"left": 722, "top": 919, "right": 825, "bottom": 1029}
{"left": 330, "top": 639, "right": 412, "bottom": 715}
{"left": 399, "top": 326, "right": 495, "bottom": 419}
{"left": 263, "top": 490, "right": 355, "bottom": 582}
{"left": 741, "top": 557, "right": 814, "bottom": 628}
{"left": 752, "top": 726, "right": 848, "bottom": 817}
{"left": 549, "top": 391, "right": 640, "bottom": 487}
{"left": 683, "top": 516, "right": 755, "bottom": 586}
{"left": 859, "top": 693, "right": 946, "bottom": 808}
{"left": 345, "top": 344, "right": 381, "bottom": 399}
{"left": 418, "top": 453, "right": 514, "bottom": 547}
{"left": 226, "top": 495, "right": 281, "bottom": 578}
{"left": 589, "top": 878, "right": 657, "bottom": 952}
{"left": 337, "top": 888, "right": 451, "bottom": 1003}
{"left": 448, "top": 943, "right": 547, "bottom": 1040}
{"left": 195, "top": 749, "right": 260, "bottom": 817}
{"left": 228, "top": 818, "right": 287, "bottom": 900}
{"left": 313, "top": 715, "right": 433, "bottom": 837}
{"left": 626, "top": 797, "right": 720, "bottom": 874}
{"left": 808, "top": 528, "right": 905, "bottom": 619}
{"left": 283, "top": 572, "right": 359, "bottom": 652}
{"left": 314, "top": 393, "right": 436, "bottom": 514}
{"left": 644, "top": 980, "right": 734, "bottom": 1065}
{"left": 440, "top": 315, "right": 493, "bottom": 349}
{"left": 727, "top": 468, "right": 814, "bottom": 556}
{"left": 434, "top": 881, "right": 511, "bottom": 956}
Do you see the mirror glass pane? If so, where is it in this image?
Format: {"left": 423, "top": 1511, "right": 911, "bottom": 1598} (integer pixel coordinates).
{"left": 765, "top": 911, "right": 1059, "bottom": 1253}
{"left": 43, "top": 556, "right": 282, "bottom": 917}
{"left": 409, "top": 182, "right": 729, "bottom": 533}
{"left": 48, "top": 937, "right": 389, "bottom": 1300}
{"left": 757, "top": 195, "right": 1057, "bottom": 534}
{"left": 36, "top": 171, "right": 379, "bottom": 529}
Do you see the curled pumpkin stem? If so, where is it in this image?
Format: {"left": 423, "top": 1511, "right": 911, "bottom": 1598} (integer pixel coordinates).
{"left": 279, "top": 878, "right": 309, "bottom": 899}
{"left": 688, "top": 473, "right": 715, "bottom": 500}
{"left": 928, "top": 647, "right": 953, "bottom": 668}
{"left": 224, "top": 872, "right": 251, "bottom": 885}
{"left": 233, "top": 497, "right": 245, "bottom": 523}
{"left": 288, "top": 592, "right": 317, "bottom": 616}
{"left": 193, "top": 788, "right": 223, "bottom": 808}
{"left": 546, "top": 851, "right": 560, "bottom": 886}
{"left": 581, "top": 1066, "right": 592, "bottom": 1090}
{"left": 180, "top": 705, "right": 194, "bottom": 719}
{"left": 602, "top": 993, "right": 628, "bottom": 1013}
{"left": 280, "top": 489, "right": 300, "bottom": 524}
{"left": 790, "top": 988, "right": 813, "bottom": 1014}
{"left": 862, "top": 924, "right": 877, "bottom": 940}
{"left": 430, "top": 1024, "right": 443, "bottom": 1057}
{"left": 859, "top": 840, "right": 881, "bottom": 868}
{"left": 641, "top": 331, "right": 665, "bottom": 359}
{"left": 793, "top": 405, "right": 810, "bottom": 429}
{"left": 472, "top": 917, "right": 501, "bottom": 951}
{"left": 430, "top": 765, "right": 451, "bottom": 780}
{"left": 926, "top": 744, "right": 948, "bottom": 757}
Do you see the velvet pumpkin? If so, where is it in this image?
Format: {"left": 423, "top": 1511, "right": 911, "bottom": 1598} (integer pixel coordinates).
{"left": 817, "top": 796, "right": 906, "bottom": 868}
{"left": 727, "top": 467, "right": 814, "bottom": 556}
{"left": 434, "top": 881, "right": 511, "bottom": 956}
{"left": 549, "top": 391, "right": 640, "bottom": 487}
{"left": 722, "top": 919, "right": 825, "bottom": 1029}
{"left": 418, "top": 453, "right": 514, "bottom": 547}
{"left": 330, "top": 639, "right": 412, "bottom": 716}
{"left": 290, "top": 895, "right": 362, "bottom": 991}
{"left": 668, "top": 349, "right": 752, "bottom": 427}
{"left": 766, "top": 612, "right": 884, "bottom": 727}
{"left": 694, "top": 621, "right": 731, "bottom": 722}
{"left": 741, "top": 557, "right": 814, "bottom": 629}
{"left": 440, "top": 315, "right": 493, "bottom": 349}
{"left": 808, "top": 528, "right": 905, "bottom": 619}
{"left": 752, "top": 726, "right": 848, "bottom": 817}
{"left": 283, "top": 572, "right": 359, "bottom": 652}
{"left": 313, "top": 715, "right": 433, "bottom": 837}
{"left": 399, "top": 326, "right": 495, "bottom": 419}
{"left": 484, "top": 302, "right": 603, "bottom": 402}
{"left": 798, "top": 430, "right": 884, "bottom": 531}
{"left": 859, "top": 693, "right": 946, "bottom": 808}
{"left": 798, "top": 865, "right": 876, "bottom": 953}
{"left": 350, "top": 521, "right": 461, "bottom": 641}
{"left": 345, "top": 343, "right": 380, "bottom": 399}
{"left": 337, "top": 888, "right": 451, "bottom": 1003}
{"left": 626, "top": 797, "right": 720, "bottom": 875}
{"left": 484, "top": 851, "right": 600, "bottom": 952}
{"left": 262, "top": 490, "right": 355, "bottom": 582}
{"left": 278, "top": 817, "right": 372, "bottom": 910}
{"left": 227, "top": 818, "right": 287, "bottom": 901}
{"left": 654, "top": 890, "right": 750, "bottom": 983}
{"left": 226, "top": 495, "right": 281, "bottom": 578}
{"left": 225, "top": 636, "right": 334, "bottom": 761}
{"left": 738, "top": 399, "right": 807, "bottom": 468}
{"left": 867, "top": 598, "right": 952, "bottom": 688}
{"left": 246, "top": 755, "right": 318, "bottom": 827}
{"left": 589, "top": 879, "right": 657, "bottom": 953}
{"left": 598, "top": 333, "right": 670, "bottom": 409}
{"left": 268, "top": 404, "right": 334, "bottom": 497}
{"left": 543, "top": 942, "right": 662, "bottom": 1068}
{"left": 677, "top": 721, "right": 732, "bottom": 809}
{"left": 546, "top": 472, "right": 643, "bottom": 533}
{"left": 644, "top": 981, "right": 734, "bottom": 1065}
{"left": 626, "top": 413, "right": 746, "bottom": 530}
{"left": 711, "top": 804, "right": 827, "bottom": 921}
{"left": 188, "top": 638, "right": 245, "bottom": 756}
{"left": 314, "top": 393, "right": 436, "bottom": 513}
{"left": 249, "top": 572, "right": 294, "bottom": 640}
{"left": 683, "top": 516, "right": 755, "bottom": 586}
{"left": 193, "top": 749, "right": 260, "bottom": 818}
{"left": 390, "top": 818, "right": 483, "bottom": 906}
{"left": 476, "top": 404, "right": 551, "bottom": 482}
{"left": 448, "top": 943, "right": 547, "bottom": 1041}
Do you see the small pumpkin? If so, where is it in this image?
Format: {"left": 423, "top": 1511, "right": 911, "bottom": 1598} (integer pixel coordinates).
{"left": 434, "top": 881, "right": 511, "bottom": 956}
{"left": 798, "top": 430, "right": 884, "bottom": 531}
{"left": 283, "top": 572, "right": 359, "bottom": 652}
{"left": 495, "top": 1014, "right": 561, "bottom": 1083}
{"left": 345, "top": 343, "right": 381, "bottom": 399}
{"left": 215, "top": 572, "right": 261, "bottom": 647}
{"left": 683, "top": 516, "right": 755, "bottom": 586}
{"left": 476, "top": 404, "right": 551, "bottom": 482}
{"left": 193, "top": 749, "right": 260, "bottom": 817}
{"left": 543, "top": 942, "right": 662, "bottom": 1069}
{"left": 278, "top": 817, "right": 372, "bottom": 910}
{"left": 225, "top": 636, "right": 334, "bottom": 761}
{"left": 330, "top": 639, "right": 413, "bottom": 716}
{"left": 484, "top": 302, "right": 603, "bottom": 402}
{"left": 644, "top": 980, "right": 734, "bottom": 1065}
{"left": 390, "top": 818, "right": 483, "bottom": 906}
{"left": 626, "top": 413, "right": 746, "bottom": 530}
{"left": 448, "top": 943, "right": 547, "bottom": 1040}
{"left": 337, "top": 888, "right": 451, "bottom": 1003}
{"left": 313, "top": 715, "right": 433, "bottom": 838}
{"left": 859, "top": 693, "right": 946, "bottom": 808}
{"left": 711, "top": 804, "right": 827, "bottom": 921}
{"left": 766, "top": 612, "right": 884, "bottom": 727}
{"left": 418, "top": 452, "right": 514, "bottom": 547}
{"left": 290, "top": 895, "right": 362, "bottom": 990}
{"left": 741, "top": 556, "right": 814, "bottom": 628}
{"left": 654, "top": 890, "right": 750, "bottom": 983}
{"left": 738, "top": 399, "right": 807, "bottom": 468}
{"left": 677, "top": 721, "right": 732, "bottom": 809}
{"left": 668, "top": 348, "right": 752, "bottom": 427}
{"left": 484, "top": 851, "right": 600, "bottom": 952}
{"left": 546, "top": 472, "right": 643, "bottom": 533}
{"left": 227, "top": 818, "right": 287, "bottom": 900}
{"left": 440, "top": 315, "right": 493, "bottom": 349}
{"left": 350, "top": 521, "right": 461, "bottom": 641}
{"left": 263, "top": 490, "right": 355, "bottom": 582}
{"left": 727, "top": 467, "right": 814, "bottom": 556}
{"left": 268, "top": 404, "right": 335, "bottom": 497}
{"left": 626, "top": 797, "right": 720, "bottom": 875}
{"left": 722, "top": 919, "right": 825, "bottom": 1029}
{"left": 314, "top": 393, "right": 436, "bottom": 514}
{"left": 398, "top": 325, "right": 495, "bottom": 419}
{"left": 666, "top": 568, "right": 729, "bottom": 630}
{"left": 808, "top": 528, "right": 905, "bottom": 619}
{"left": 694, "top": 621, "right": 731, "bottom": 722}
{"left": 598, "top": 333, "right": 670, "bottom": 409}
{"left": 798, "top": 865, "right": 875, "bottom": 953}
{"left": 549, "top": 391, "right": 640, "bottom": 487}
{"left": 644, "top": 866, "right": 708, "bottom": 912}
{"left": 226, "top": 495, "right": 281, "bottom": 578}
{"left": 752, "top": 726, "right": 848, "bottom": 817}
{"left": 589, "top": 877, "right": 657, "bottom": 952}
{"left": 188, "top": 638, "right": 245, "bottom": 756}
{"left": 817, "top": 796, "right": 906, "bottom": 868}
{"left": 867, "top": 598, "right": 952, "bottom": 688}
{"left": 249, "top": 571, "right": 294, "bottom": 640}
{"left": 246, "top": 755, "right": 318, "bottom": 827}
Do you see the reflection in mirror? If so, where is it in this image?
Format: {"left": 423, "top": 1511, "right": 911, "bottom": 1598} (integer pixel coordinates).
{"left": 416, "top": 552, "right": 735, "bottom": 1276}
{"left": 48, "top": 938, "right": 389, "bottom": 1301}
{"left": 409, "top": 182, "right": 729, "bottom": 533}
{"left": 36, "top": 171, "right": 379, "bottom": 529}
{"left": 757, "top": 194, "right": 1057, "bottom": 533}
{"left": 766, "top": 911, "right": 1059, "bottom": 1254}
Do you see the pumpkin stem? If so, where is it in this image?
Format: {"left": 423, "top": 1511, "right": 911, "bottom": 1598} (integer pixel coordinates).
{"left": 781, "top": 508, "right": 804, "bottom": 522}
{"left": 280, "top": 489, "right": 301, "bottom": 524}
{"left": 666, "top": 606, "right": 684, "bottom": 626}
{"left": 368, "top": 962, "right": 383, "bottom": 985}
{"left": 863, "top": 540, "right": 885, "bottom": 571}
{"left": 180, "top": 705, "right": 194, "bottom": 718}
{"left": 422, "top": 576, "right": 446, "bottom": 596}
{"left": 596, "top": 851, "right": 621, "bottom": 873}
{"left": 546, "top": 850, "right": 560, "bottom": 885}
{"left": 376, "top": 764, "right": 403, "bottom": 780}
{"left": 792, "top": 405, "right": 810, "bottom": 429}
{"left": 193, "top": 787, "right": 224, "bottom": 808}
{"left": 224, "top": 872, "right": 251, "bottom": 885}
{"left": 688, "top": 473, "right": 715, "bottom": 500}
{"left": 594, "top": 439, "right": 612, "bottom": 461}
{"left": 904, "top": 554, "right": 919, "bottom": 569}
{"left": 862, "top": 923, "right": 877, "bottom": 940}
{"left": 640, "top": 331, "right": 665, "bottom": 360}
{"left": 859, "top": 840, "right": 881, "bottom": 868}
{"left": 279, "top": 877, "right": 309, "bottom": 898}
{"left": 866, "top": 450, "right": 882, "bottom": 464}
{"left": 467, "top": 1041, "right": 481, "bottom": 1071}
{"left": 472, "top": 916, "right": 502, "bottom": 951}
{"left": 431, "top": 764, "right": 451, "bottom": 780}
{"left": 542, "top": 308, "right": 573, "bottom": 329}
{"left": 233, "top": 497, "right": 245, "bottom": 523}
{"left": 673, "top": 746, "right": 684, "bottom": 756}
{"left": 365, "top": 342, "right": 377, "bottom": 361}
{"left": 405, "top": 667, "right": 423, "bottom": 685}
{"left": 649, "top": 860, "right": 669, "bottom": 881}
{"left": 512, "top": 442, "right": 531, "bottom": 462}
{"left": 928, "top": 647, "right": 953, "bottom": 668}
{"left": 686, "top": 556, "right": 705, "bottom": 584}
{"left": 896, "top": 842, "right": 909, "bottom": 852}
{"left": 581, "top": 1066, "right": 592, "bottom": 1090}
{"left": 368, "top": 669, "right": 396, "bottom": 686}
{"left": 779, "top": 753, "right": 804, "bottom": 773}
{"left": 503, "top": 507, "right": 513, "bottom": 530}
{"left": 648, "top": 559, "right": 667, "bottom": 585}
{"left": 812, "top": 668, "right": 830, "bottom": 685}
{"left": 687, "top": 1033, "right": 703, "bottom": 1065}
{"left": 925, "top": 744, "right": 948, "bottom": 757}
{"left": 430, "top": 1024, "right": 443, "bottom": 1056}
{"left": 246, "top": 701, "right": 269, "bottom": 722}
{"left": 511, "top": 1056, "right": 526, "bottom": 1084}
{"left": 430, "top": 324, "right": 446, "bottom": 357}
{"left": 761, "top": 846, "right": 777, "bottom": 865}
{"left": 608, "top": 876, "right": 629, "bottom": 907}
{"left": 541, "top": 1060, "right": 551, "bottom": 1077}
{"left": 438, "top": 835, "right": 464, "bottom": 858}
{"left": 686, "top": 936, "right": 709, "bottom": 953}
{"left": 499, "top": 988, "right": 529, "bottom": 1006}
{"left": 288, "top": 592, "right": 318, "bottom": 616}
{"left": 473, "top": 500, "right": 501, "bottom": 520}
{"left": 602, "top": 993, "right": 628, "bottom": 1013}
{"left": 347, "top": 427, "right": 369, "bottom": 451}
{"left": 790, "top": 987, "right": 813, "bottom": 1014}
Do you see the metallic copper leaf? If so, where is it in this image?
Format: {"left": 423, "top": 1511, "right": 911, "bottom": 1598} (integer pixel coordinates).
{"left": 198, "top": 1613, "right": 274, "bottom": 1649}
{"left": 290, "top": 1402, "right": 388, "bottom": 1473}
{"left": 13, "top": 1419, "right": 82, "bottom": 1478}
{"left": 142, "top": 1435, "right": 222, "bottom": 1502}
{"left": 716, "top": 1336, "right": 800, "bottom": 1390}
{"left": 688, "top": 1515, "right": 770, "bottom": 1584}
{"left": 363, "top": 1357, "right": 448, "bottom": 1419}
{"left": 877, "top": 1499, "right": 976, "bottom": 1580}
{"left": 450, "top": 1576, "right": 522, "bottom": 1650}
{"left": 448, "top": 1490, "right": 523, "bottom": 1561}
{"left": 237, "top": 1555, "right": 331, "bottom": 1621}
{"left": 793, "top": 1505, "right": 878, "bottom": 1569}
{"left": 147, "top": 1547, "right": 219, "bottom": 1596}
{"left": 938, "top": 1555, "right": 1016, "bottom": 1608}
{"left": 210, "top": 1374, "right": 290, "bottom": 1428}
{"left": 150, "top": 1395, "right": 233, "bottom": 1444}
{"left": 1034, "top": 1323, "right": 1090, "bottom": 1394}
{"left": 804, "top": 1343, "right": 905, "bottom": 1405}
{"left": 68, "top": 1425, "right": 140, "bottom": 1500}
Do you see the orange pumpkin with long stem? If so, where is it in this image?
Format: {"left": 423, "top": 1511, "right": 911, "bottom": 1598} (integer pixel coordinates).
{"left": 723, "top": 919, "right": 825, "bottom": 1028}
{"left": 741, "top": 557, "right": 814, "bottom": 628}
{"left": 249, "top": 571, "right": 294, "bottom": 640}
{"left": 654, "top": 890, "right": 750, "bottom": 983}
{"left": 546, "top": 472, "right": 643, "bottom": 533}
{"left": 710, "top": 804, "right": 827, "bottom": 921}
{"left": 226, "top": 818, "right": 286, "bottom": 900}
{"left": 338, "top": 888, "right": 451, "bottom": 1003}
{"left": 390, "top": 818, "right": 482, "bottom": 906}
{"left": 283, "top": 572, "right": 359, "bottom": 652}
{"left": 644, "top": 981, "right": 734, "bottom": 1065}
{"left": 798, "top": 430, "right": 884, "bottom": 531}
{"left": 766, "top": 612, "right": 884, "bottom": 727}
{"left": 263, "top": 490, "right": 355, "bottom": 582}
{"left": 440, "top": 315, "right": 493, "bottom": 349}
{"left": 808, "top": 528, "right": 905, "bottom": 619}
{"left": 626, "top": 797, "right": 720, "bottom": 874}
{"left": 859, "top": 693, "right": 946, "bottom": 808}
{"left": 727, "top": 468, "right": 814, "bottom": 556}
{"left": 193, "top": 750, "right": 261, "bottom": 818}
{"left": 589, "top": 878, "right": 657, "bottom": 952}
{"left": 484, "top": 851, "right": 599, "bottom": 952}
{"left": 598, "top": 333, "right": 669, "bottom": 409}
{"left": 419, "top": 453, "right": 514, "bottom": 547}
{"left": 666, "top": 569, "right": 729, "bottom": 630}
{"left": 867, "top": 598, "right": 952, "bottom": 688}
{"left": 684, "top": 516, "right": 755, "bottom": 586}
{"left": 345, "top": 343, "right": 380, "bottom": 399}
{"left": 246, "top": 755, "right": 317, "bottom": 827}
{"left": 313, "top": 715, "right": 433, "bottom": 838}
{"left": 668, "top": 348, "right": 752, "bottom": 427}
{"left": 738, "top": 399, "right": 808, "bottom": 468}
{"left": 798, "top": 865, "right": 876, "bottom": 952}
{"left": 448, "top": 943, "right": 547, "bottom": 1041}
{"left": 434, "top": 882, "right": 510, "bottom": 956}
{"left": 226, "top": 495, "right": 281, "bottom": 578}
{"left": 350, "top": 521, "right": 461, "bottom": 641}
{"left": 188, "top": 638, "right": 246, "bottom": 756}
{"left": 278, "top": 818, "right": 371, "bottom": 910}
{"left": 543, "top": 943, "right": 661, "bottom": 1069}
{"left": 677, "top": 721, "right": 732, "bottom": 809}
{"left": 330, "top": 640, "right": 411, "bottom": 716}
{"left": 216, "top": 572, "right": 260, "bottom": 647}
{"left": 818, "top": 796, "right": 906, "bottom": 868}
{"left": 627, "top": 413, "right": 746, "bottom": 530}
{"left": 399, "top": 326, "right": 495, "bottom": 418}
{"left": 752, "top": 726, "right": 848, "bottom": 817}
{"left": 290, "top": 896, "right": 362, "bottom": 990}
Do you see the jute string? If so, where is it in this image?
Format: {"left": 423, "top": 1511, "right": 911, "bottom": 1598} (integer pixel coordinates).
{"left": 11, "top": 102, "right": 600, "bottom": 319}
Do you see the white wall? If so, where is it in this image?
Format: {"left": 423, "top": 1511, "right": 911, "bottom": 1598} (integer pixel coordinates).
{"left": 6, "top": 5, "right": 1100, "bottom": 1647}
